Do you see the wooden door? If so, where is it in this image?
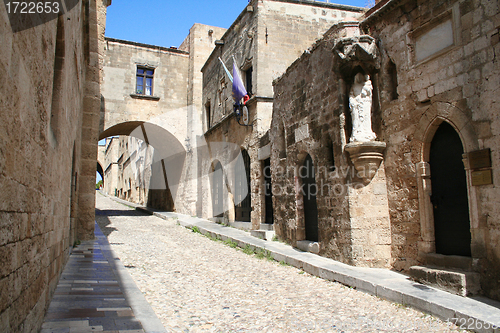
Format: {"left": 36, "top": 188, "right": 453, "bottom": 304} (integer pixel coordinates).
{"left": 430, "top": 122, "right": 471, "bottom": 256}
{"left": 301, "top": 155, "right": 319, "bottom": 242}
{"left": 264, "top": 158, "right": 274, "bottom": 224}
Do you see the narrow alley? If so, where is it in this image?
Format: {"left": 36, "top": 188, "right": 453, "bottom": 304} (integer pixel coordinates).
{"left": 93, "top": 193, "right": 461, "bottom": 332}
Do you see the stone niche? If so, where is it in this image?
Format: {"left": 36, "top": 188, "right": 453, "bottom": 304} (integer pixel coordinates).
{"left": 332, "top": 32, "right": 392, "bottom": 268}
{"left": 334, "top": 35, "right": 386, "bottom": 184}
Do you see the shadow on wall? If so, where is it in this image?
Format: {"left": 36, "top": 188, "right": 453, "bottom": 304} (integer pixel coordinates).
{"left": 99, "top": 95, "right": 105, "bottom": 134}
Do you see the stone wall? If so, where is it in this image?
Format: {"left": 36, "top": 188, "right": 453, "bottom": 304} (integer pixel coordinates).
{"left": 100, "top": 25, "right": 225, "bottom": 215}
{"left": 102, "top": 136, "right": 154, "bottom": 206}
{"left": 100, "top": 38, "right": 190, "bottom": 140}
{"left": 0, "top": 0, "right": 107, "bottom": 331}
{"left": 103, "top": 137, "right": 119, "bottom": 196}
{"left": 202, "top": 0, "right": 365, "bottom": 132}
{"left": 78, "top": 0, "right": 108, "bottom": 241}
{"left": 255, "top": 0, "right": 365, "bottom": 98}
{"left": 201, "top": 7, "right": 256, "bottom": 131}
{"left": 271, "top": 22, "right": 392, "bottom": 266}
{"left": 271, "top": 0, "right": 500, "bottom": 299}
{"left": 201, "top": 0, "right": 365, "bottom": 228}
{"left": 181, "top": 24, "right": 227, "bottom": 213}
{"left": 362, "top": 0, "right": 500, "bottom": 299}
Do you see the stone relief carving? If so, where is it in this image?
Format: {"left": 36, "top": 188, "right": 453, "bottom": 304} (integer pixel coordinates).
{"left": 333, "top": 35, "right": 381, "bottom": 74}
{"left": 349, "top": 73, "right": 376, "bottom": 143}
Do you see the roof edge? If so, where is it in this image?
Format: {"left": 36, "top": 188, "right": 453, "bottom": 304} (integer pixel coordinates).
{"left": 361, "top": 0, "right": 407, "bottom": 27}
{"left": 104, "top": 37, "right": 189, "bottom": 55}
{"left": 270, "top": 0, "right": 366, "bottom": 12}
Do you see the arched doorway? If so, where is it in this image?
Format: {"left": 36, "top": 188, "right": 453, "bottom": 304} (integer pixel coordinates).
{"left": 212, "top": 161, "right": 224, "bottom": 218}
{"left": 300, "top": 154, "right": 318, "bottom": 242}
{"left": 98, "top": 122, "right": 186, "bottom": 212}
{"left": 429, "top": 122, "right": 471, "bottom": 256}
{"left": 234, "top": 149, "right": 251, "bottom": 222}
{"left": 96, "top": 162, "right": 104, "bottom": 187}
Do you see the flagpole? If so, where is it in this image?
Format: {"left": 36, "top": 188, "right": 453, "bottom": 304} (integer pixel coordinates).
{"left": 218, "top": 57, "right": 233, "bottom": 82}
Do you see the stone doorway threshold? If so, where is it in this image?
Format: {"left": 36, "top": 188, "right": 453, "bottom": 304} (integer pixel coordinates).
{"left": 410, "top": 253, "right": 481, "bottom": 297}
{"left": 250, "top": 223, "right": 275, "bottom": 241}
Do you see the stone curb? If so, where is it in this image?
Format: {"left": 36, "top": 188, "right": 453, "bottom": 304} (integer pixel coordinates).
{"left": 103, "top": 193, "right": 500, "bottom": 333}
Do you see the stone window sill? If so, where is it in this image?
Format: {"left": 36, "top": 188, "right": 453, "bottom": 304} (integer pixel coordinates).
{"left": 130, "top": 94, "right": 160, "bottom": 101}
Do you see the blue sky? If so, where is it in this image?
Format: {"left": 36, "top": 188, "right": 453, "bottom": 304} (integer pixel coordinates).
{"left": 105, "top": 0, "right": 370, "bottom": 48}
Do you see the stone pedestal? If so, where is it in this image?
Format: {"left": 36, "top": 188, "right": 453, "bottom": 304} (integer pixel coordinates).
{"left": 345, "top": 141, "right": 386, "bottom": 184}
{"left": 345, "top": 141, "right": 391, "bottom": 268}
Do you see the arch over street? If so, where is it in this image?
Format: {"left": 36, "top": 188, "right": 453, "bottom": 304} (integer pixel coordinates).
{"left": 98, "top": 121, "right": 192, "bottom": 213}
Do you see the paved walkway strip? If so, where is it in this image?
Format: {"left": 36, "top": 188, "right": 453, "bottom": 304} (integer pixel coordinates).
{"left": 104, "top": 194, "right": 500, "bottom": 333}
{"left": 41, "top": 222, "right": 166, "bottom": 333}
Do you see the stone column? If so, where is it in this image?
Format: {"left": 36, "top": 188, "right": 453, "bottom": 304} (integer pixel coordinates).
{"left": 77, "top": 0, "right": 110, "bottom": 240}
{"left": 347, "top": 162, "right": 392, "bottom": 268}
{"left": 416, "top": 161, "right": 436, "bottom": 254}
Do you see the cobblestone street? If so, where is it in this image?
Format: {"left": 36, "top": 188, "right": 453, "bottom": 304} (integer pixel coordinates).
{"left": 95, "top": 194, "right": 462, "bottom": 332}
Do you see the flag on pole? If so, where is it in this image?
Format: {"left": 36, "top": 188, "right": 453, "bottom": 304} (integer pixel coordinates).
{"left": 232, "top": 62, "right": 249, "bottom": 104}
{"left": 218, "top": 57, "right": 233, "bottom": 82}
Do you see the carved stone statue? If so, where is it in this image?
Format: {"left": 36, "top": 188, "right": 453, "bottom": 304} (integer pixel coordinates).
{"left": 349, "top": 73, "right": 376, "bottom": 142}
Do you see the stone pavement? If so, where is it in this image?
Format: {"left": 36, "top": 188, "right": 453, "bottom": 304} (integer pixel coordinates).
{"left": 40, "top": 221, "right": 166, "bottom": 333}
{"left": 41, "top": 192, "right": 500, "bottom": 332}
{"left": 99, "top": 192, "right": 500, "bottom": 333}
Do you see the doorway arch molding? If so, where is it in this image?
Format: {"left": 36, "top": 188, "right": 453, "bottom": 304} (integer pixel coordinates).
{"left": 414, "top": 102, "right": 481, "bottom": 259}
{"left": 414, "top": 102, "right": 478, "bottom": 159}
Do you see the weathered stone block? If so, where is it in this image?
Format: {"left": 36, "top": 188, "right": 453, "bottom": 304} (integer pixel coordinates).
{"left": 409, "top": 265, "right": 481, "bottom": 297}
{"left": 296, "top": 240, "right": 320, "bottom": 254}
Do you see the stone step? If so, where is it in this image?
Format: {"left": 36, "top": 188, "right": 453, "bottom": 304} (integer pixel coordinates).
{"left": 259, "top": 223, "right": 274, "bottom": 231}
{"left": 420, "top": 252, "right": 473, "bottom": 271}
{"left": 250, "top": 230, "right": 275, "bottom": 241}
{"left": 409, "top": 265, "right": 481, "bottom": 297}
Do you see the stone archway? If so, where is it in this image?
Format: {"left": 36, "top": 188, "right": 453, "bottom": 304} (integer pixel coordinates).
{"left": 297, "top": 154, "right": 319, "bottom": 242}
{"left": 96, "top": 162, "right": 104, "bottom": 185}
{"left": 98, "top": 121, "right": 192, "bottom": 213}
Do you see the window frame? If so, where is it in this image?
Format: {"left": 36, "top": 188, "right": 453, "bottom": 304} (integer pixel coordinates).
{"left": 244, "top": 66, "right": 253, "bottom": 96}
{"left": 136, "top": 66, "right": 155, "bottom": 96}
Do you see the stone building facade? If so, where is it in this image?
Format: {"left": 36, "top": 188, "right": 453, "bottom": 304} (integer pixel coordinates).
{"left": 0, "top": 0, "right": 109, "bottom": 331}
{"left": 271, "top": 0, "right": 500, "bottom": 300}
{"left": 99, "top": 25, "right": 226, "bottom": 214}
{"left": 101, "top": 136, "right": 155, "bottom": 206}
{"left": 200, "top": 0, "right": 365, "bottom": 230}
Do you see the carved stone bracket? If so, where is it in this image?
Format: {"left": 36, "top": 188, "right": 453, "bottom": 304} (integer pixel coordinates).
{"left": 416, "top": 161, "right": 436, "bottom": 254}
{"left": 333, "top": 35, "right": 380, "bottom": 76}
{"left": 345, "top": 141, "right": 386, "bottom": 183}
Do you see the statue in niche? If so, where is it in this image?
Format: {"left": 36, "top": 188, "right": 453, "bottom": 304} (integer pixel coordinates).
{"left": 349, "top": 73, "right": 376, "bottom": 142}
